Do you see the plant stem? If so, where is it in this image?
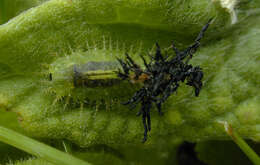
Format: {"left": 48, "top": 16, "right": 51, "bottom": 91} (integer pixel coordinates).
{"left": 223, "top": 122, "right": 260, "bottom": 165}
{"left": 0, "top": 126, "right": 91, "bottom": 165}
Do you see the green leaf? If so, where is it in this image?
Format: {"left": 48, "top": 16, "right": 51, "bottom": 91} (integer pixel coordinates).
{"left": 0, "top": 0, "right": 259, "bottom": 151}
{"left": 0, "top": 126, "right": 90, "bottom": 165}
{"left": 8, "top": 158, "right": 55, "bottom": 165}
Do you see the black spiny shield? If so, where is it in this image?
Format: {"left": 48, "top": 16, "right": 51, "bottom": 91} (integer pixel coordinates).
{"left": 117, "top": 19, "right": 212, "bottom": 142}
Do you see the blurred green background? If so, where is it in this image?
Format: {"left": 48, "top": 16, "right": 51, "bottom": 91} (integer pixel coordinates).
{"left": 0, "top": 0, "right": 47, "bottom": 25}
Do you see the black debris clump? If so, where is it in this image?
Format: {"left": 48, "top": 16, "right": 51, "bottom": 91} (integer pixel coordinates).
{"left": 117, "top": 19, "right": 212, "bottom": 142}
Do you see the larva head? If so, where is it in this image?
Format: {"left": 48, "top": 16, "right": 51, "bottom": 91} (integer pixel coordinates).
{"left": 45, "top": 49, "right": 141, "bottom": 110}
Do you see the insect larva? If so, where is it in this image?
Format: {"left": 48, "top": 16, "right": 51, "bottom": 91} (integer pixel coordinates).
{"left": 45, "top": 51, "right": 140, "bottom": 111}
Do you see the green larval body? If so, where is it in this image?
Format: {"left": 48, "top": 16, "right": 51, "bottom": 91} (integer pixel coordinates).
{"left": 44, "top": 49, "right": 140, "bottom": 112}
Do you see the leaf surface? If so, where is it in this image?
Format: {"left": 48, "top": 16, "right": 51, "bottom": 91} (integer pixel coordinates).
{"left": 0, "top": 0, "right": 259, "bottom": 148}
